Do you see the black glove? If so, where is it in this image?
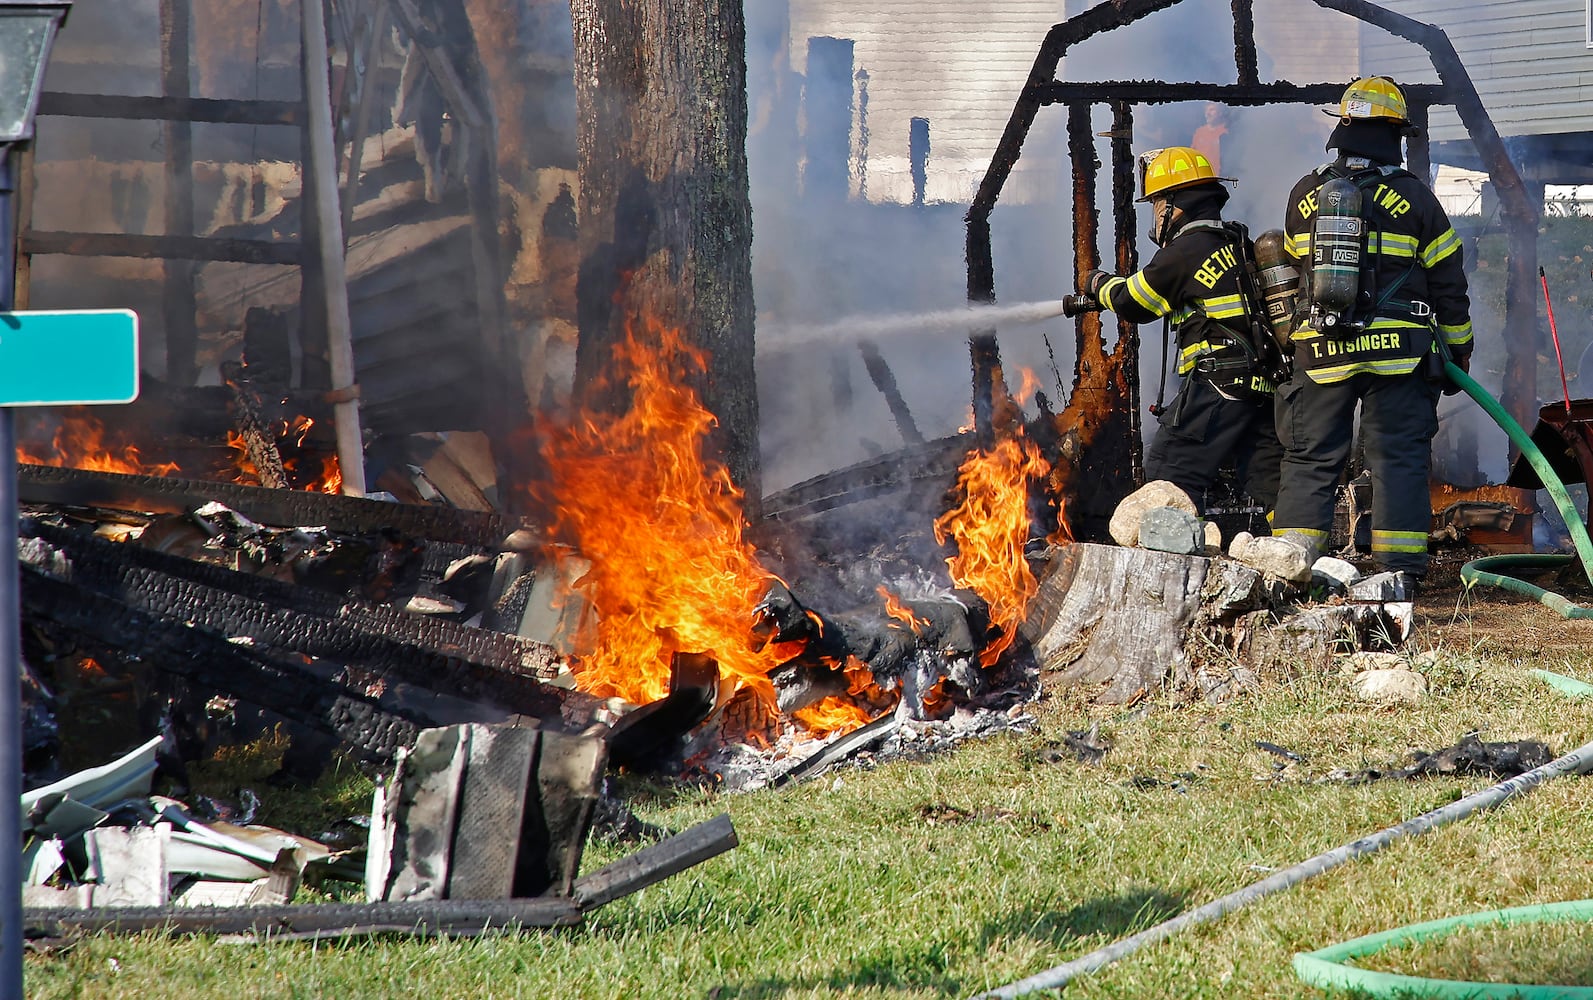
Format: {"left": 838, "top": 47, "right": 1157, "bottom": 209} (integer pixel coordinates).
{"left": 1081, "top": 269, "right": 1112, "bottom": 298}
{"left": 1442, "top": 349, "right": 1472, "bottom": 396}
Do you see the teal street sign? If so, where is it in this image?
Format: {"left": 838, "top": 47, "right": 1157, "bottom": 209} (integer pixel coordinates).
{"left": 0, "top": 309, "right": 139, "bottom": 406}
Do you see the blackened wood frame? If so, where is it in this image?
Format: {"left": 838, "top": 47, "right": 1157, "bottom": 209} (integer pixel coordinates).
{"left": 964, "top": 0, "right": 1539, "bottom": 494}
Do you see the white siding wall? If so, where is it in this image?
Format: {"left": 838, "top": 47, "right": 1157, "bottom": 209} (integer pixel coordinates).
{"left": 1360, "top": 0, "right": 1593, "bottom": 142}
{"left": 787, "top": 2, "right": 1065, "bottom": 205}
{"left": 1253, "top": 1, "right": 1360, "bottom": 83}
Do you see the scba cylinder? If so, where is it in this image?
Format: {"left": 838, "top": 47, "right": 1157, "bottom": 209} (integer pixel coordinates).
{"left": 1309, "top": 177, "right": 1363, "bottom": 328}
{"left": 1253, "top": 228, "right": 1299, "bottom": 348}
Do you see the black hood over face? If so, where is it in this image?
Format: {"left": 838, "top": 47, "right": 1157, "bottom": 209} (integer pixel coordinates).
{"left": 1170, "top": 182, "right": 1229, "bottom": 220}
{"left": 1326, "top": 119, "right": 1405, "bottom": 165}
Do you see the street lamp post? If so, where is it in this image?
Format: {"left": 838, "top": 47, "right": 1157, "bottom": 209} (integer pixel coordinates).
{"left": 0, "top": 2, "right": 72, "bottom": 992}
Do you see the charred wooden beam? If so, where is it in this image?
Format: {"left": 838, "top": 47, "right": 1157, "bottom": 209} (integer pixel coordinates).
{"left": 1405, "top": 99, "right": 1431, "bottom": 184}
{"left": 968, "top": 331, "right": 1004, "bottom": 448}
{"left": 22, "top": 568, "right": 424, "bottom": 761}
{"left": 1027, "top": 81, "right": 1444, "bottom": 108}
{"left": 23, "top": 520, "right": 560, "bottom": 681}
{"left": 18, "top": 465, "right": 514, "bottom": 548}
{"left": 222, "top": 363, "right": 290, "bottom": 490}
{"left": 37, "top": 92, "right": 305, "bottom": 126}
{"left": 1110, "top": 100, "right": 1141, "bottom": 478}
{"left": 24, "top": 896, "right": 582, "bottom": 940}
{"left": 21, "top": 231, "right": 300, "bottom": 265}
{"left": 966, "top": 0, "right": 1181, "bottom": 228}
{"left": 1231, "top": 0, "right": 1258, "bottom": 88}
{"left": 760, "top": 435, "right": 969, "bottom": 521}
{"left": 572, "top": 813, "right": 738, "bottom": 911}
{"left": 858, "top": 340, "right": 924, "bottom": 446}
{"left": 23, "top": 535, "right": 572, "bottom": 721}
{"left": 161, "top": 0, "right": 199, "bottom": 386}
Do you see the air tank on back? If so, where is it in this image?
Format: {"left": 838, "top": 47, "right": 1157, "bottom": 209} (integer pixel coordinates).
{"left": 1309, "top": 176, "right": 1363, "bottom": 331}
{"left": 1253, "top": 229, "right": 1299, "bottom": 350}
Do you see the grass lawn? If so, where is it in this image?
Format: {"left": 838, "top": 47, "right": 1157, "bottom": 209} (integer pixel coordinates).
{"left": 24, "top": 588, "right": 1593, "bottom": 999}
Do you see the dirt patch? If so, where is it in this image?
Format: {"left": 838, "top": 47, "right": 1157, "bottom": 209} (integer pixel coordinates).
{"left": 1414, "top": 562, "right": 1593, "bottom": 659}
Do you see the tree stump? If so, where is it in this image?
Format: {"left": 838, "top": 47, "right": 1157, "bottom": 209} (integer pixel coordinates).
{"left": 1021, "top": 542, "right": 1267, "bottom": 704}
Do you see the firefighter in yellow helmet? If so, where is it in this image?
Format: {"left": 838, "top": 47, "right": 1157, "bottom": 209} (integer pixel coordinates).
{"left": 1078, "top": 145, "right": 1288, "bottom": 516}
{"left": 1270, "top": 76, "right": 1472, "bottom": 590}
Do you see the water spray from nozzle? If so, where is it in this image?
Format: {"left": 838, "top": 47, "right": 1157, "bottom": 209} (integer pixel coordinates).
{"left": 760, "top": 299, "right": 1069, "bottom": 349}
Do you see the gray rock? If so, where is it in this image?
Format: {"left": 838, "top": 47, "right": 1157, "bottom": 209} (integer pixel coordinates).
{"left": 1274, "top": 529, "right": 1324, "bottom": 563}
{"left": 1229, "top": 532, "right": 1314, "bottom": 585}
{"left": 1109, "top": 480, "right": 1197, "bottom": 548}
{"left": 1138, "top": 506, "right": 1205, "bottom": 555}
{"left": 1202, "top": 560, "right": 1265, "bottom": 619}
{"left": 1349, "top": 571, "right": 1417, "bottom": 603}
{"left": 1311, "top": 556, "right": 1362, "bottom": 594}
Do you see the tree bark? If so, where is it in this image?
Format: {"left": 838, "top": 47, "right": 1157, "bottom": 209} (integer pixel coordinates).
{"left": 569, "top": 0, "right": 761, "bottom": 514}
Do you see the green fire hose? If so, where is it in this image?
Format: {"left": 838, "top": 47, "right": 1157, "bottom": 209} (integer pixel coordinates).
{"left": 1293, "top": 898, "right": 1593, "bottom": 998}
{"left": 1442, "top": 360, "right": 1593, "bottom": 617}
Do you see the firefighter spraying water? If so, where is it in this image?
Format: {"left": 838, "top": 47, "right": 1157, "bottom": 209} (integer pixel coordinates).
{"left": 1068, "top": 145, "right": 1287, "bottom": 517}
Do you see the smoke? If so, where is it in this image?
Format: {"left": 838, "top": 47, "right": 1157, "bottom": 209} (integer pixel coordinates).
{"left": 747, "top": 0, "right": 1530, "bottom": 500}
{"left": 749, "top": 1, "right": 1078, "bottom": 494}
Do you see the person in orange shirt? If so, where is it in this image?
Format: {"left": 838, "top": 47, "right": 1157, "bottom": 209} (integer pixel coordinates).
{"left": 1191, "top": 102, "right": 1229, "bottom": 174}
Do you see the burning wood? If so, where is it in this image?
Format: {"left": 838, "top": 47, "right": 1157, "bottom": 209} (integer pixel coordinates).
{"left": 17, "top": 408, "right": 181, "bottom": 478}
{"left": 221, "top": 362, "right": 291, "bottom": 490}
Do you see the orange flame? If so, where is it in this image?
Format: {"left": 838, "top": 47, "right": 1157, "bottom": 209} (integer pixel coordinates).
{"left": 18, "top": 409, "right": 180, "bottom": 477}
{"left": 794, "top": 695, "right": 875, "bottom": 738}
{"left": 537, "top": 318, "right": 791, "bottom": 708}
{"left": 933, "top": 432, "right": 1053, "bottom": 667}
{"left": 878, "top": 585, "right": 929, "bottom": 635}
{"left": 225, "top": 418, "right": 343, "bottom": 493}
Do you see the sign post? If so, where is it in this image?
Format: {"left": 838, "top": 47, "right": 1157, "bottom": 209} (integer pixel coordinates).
{"left": 0, "top": 5, "right": 74, "bottom": 991}
{"left": 0, "top": 302, "right": 136, "bottom": 974}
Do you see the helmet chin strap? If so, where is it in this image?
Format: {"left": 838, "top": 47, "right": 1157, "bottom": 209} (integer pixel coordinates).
{"left": 1150, "top": 198, "right": 1184, "bottom": 246}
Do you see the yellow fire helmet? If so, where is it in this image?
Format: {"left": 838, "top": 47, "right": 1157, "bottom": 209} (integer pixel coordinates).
{"left": 1326, "top": 75, "right": 1410, "bottom": 126}
{"left": 1136, "top": 146, "right": 1234, "bottom": 202}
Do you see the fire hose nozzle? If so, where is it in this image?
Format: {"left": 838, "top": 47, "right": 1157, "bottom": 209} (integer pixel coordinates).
{"left": 1062, "top": 294, "right": 1101, "bottom": 318}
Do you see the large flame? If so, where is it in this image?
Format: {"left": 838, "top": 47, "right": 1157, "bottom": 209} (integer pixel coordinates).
{"left": 537, "top": 318, "right": 791, "bottom": 708}
{"left": 933, "top": 431, "right": 1055, "bottom": 667}
{"left": 18, "top": 408, "right": 180, "bottom": 477}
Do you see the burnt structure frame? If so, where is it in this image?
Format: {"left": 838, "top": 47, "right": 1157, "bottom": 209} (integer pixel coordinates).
{"left": 964, "top": 0, "right": 1539, "bottom": 472}
{"left": 23, "top": 0, "right": 520, "bottom": 484}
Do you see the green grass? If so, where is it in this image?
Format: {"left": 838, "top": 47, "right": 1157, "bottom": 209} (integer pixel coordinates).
{"left": 1351, "top": 919, "right": 1593, "bottom": 989}
{"left": 24, "top": 603, "right": 1593, "bottom": 999}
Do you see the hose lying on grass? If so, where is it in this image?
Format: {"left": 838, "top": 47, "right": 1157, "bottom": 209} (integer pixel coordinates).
{"left": 1443, "top": 360, "right": 1593, "bottom": 618}
{"left": 1293, "top": 898, "right": 1593, "bottom": 998}
{"left": 970, "top": 737, "right": 1593, "bottom": 999}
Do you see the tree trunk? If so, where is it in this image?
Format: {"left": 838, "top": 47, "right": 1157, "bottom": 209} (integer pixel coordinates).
{"left": 569, "top": 0, "right": 761, "bottom": 515}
